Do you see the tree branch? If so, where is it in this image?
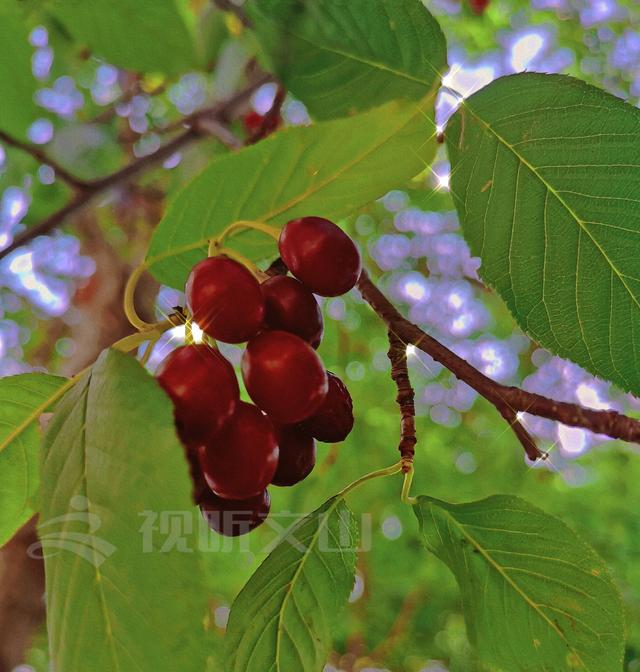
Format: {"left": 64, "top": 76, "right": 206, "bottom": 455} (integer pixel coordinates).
{"left": 387, "top": 330, "right": 417, "bottom": 465}
{"left": 0, "top": 75, "right": 270, "bottom": 262}
{"left": 357, "top": 269, "right": 640, "bottom": 457}
{"left": 0, "top": 130, "right": 90, "bottom": 191}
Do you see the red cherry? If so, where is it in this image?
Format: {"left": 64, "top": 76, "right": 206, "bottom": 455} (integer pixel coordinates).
{"left": 272, "top": 425, "right": 316, "bottom": 487}
{"left": 261, "top": 275, "right": 324, "bottom": 348}
{"left": 299, "top": 371, "right": 354, "bottom": 443}
{"left": 243, "top": 111, "right": 264, "bottom": 133}
{"left": 199, "top": 401, "right": 279, "bottom": 500}
{"left": 185, "top": 256, "right": 264, "bottom": 343}
{"left": 469, "top": 0, "right": 490, "bottom": 14}
{"left": 242, "top": 331, "right": 328, "bottom": 423}
{"left": 156, "top": 344, "right": 239, "bottom": 444}
{"left": 278, "top": 217, "right": 362, "bottom": 296}
{"left": 200, "top": 489, "right": 270, "bottom": 537}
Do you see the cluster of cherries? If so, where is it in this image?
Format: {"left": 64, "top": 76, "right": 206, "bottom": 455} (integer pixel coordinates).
{"left": 156, "top": 216, "right": 362, "bottom": 536}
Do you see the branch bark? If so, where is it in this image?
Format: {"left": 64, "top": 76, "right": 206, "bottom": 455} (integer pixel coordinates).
{"left": 357, "top": 269, "right": 640, "bottom": 456}
{"left": 0, "top": 75, "right": 270, "bottom": 263}
{"left": 387, "top": 330, "right": 417, "bottom": 465}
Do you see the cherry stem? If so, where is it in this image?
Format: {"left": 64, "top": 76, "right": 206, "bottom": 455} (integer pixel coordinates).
{"left": 401, "top": 464, "right": 416, "bottom": 505}
{"left": 207, "top": 219, "right": 280, "bottom": 259}
{"left": 335, "top": 460, "right": 404, "bottom": 498}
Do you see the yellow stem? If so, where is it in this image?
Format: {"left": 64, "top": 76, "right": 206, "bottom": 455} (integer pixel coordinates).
{"left": 223, "top": 219, "right": 281, "bottom": 242}
{"left": 336, "top": 460, "right": 403, "bottom": 498}
{"left": 216, "top": 247, "right": 262, "bottom": 279}
{"left": 123, "top": 262, "right": 156, "bottom": 332}
{"left": 401, "top": 464, "right": 417, "bottom": 505}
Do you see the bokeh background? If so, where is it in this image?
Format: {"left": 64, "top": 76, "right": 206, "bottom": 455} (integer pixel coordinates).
{"left": 2, "top": 1, "right": 640, "bottom": 670}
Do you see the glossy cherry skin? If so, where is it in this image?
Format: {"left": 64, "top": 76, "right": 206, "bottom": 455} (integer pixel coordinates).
{"left": 300, "top": 371, "right": 354, "bottom": 443}
{"left": 272, "top": 425, "right": 316, "bottom": 487}
{"left": 278, "top": 217, "right": 362, "bottom": 297}
{"left": 200, "top": 489, "right": 270, "bottom": 537}
{"left": 199, "top": 401, "right": 279, "bottom": 500}
{"left": 185, "top": 255, "right": 264, "bottom": 343}
{"left": 242, "top": 330, "right": 328, "bottom": 423}
{"left": 156, "top": 344, "right": 239, "bottom": 444}
{"left": 261, "top": 275, "right": 323, "bottom": 348}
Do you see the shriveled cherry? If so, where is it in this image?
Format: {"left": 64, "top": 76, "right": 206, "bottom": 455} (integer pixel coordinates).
{"left": 272, "top": 425, "right": 316, "bottom": 487}
{"left": 185, "top": 255, "right": 264, "bottom": 343}
{"left": 200, "top": 489, "right": 270, "bottom": 537}
{"left": 156, "top": 344, "right": 239, "bottom": 444}
{"left": 278, "top": 216, "right": 362, "bottom": 296}
{"left": 242, "top": 330, "right": 328, "bottom": 423}
{"left": 300, "top": 371, "right": 354, "bottom": 442}
{"left": 261, "top": 275, "right": 323, "bottom": 348}
{"left": 199, "top": 401, "right": 278, "bottom": 500}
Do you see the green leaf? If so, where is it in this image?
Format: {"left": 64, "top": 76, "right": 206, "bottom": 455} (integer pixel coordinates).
{"left": 447, "top": 73, "right": 640, "bottom": 395}
{"left": 0, "top": 373, "right": 67, "bottom": 547}
{"left": 225, "top": 496, "right": 358, "bottom": 672}
{"left": 48, "top": 0, "right": 197, "bottom": 75}
{"left": 147, "top": 97, "right": 436, "bottom": 288}
{"left": 40, "top": 349, "right": 208, "bottom": 671}
{"left": 0, "top": 4, "right": 39, "bottom": 139}
{"left": 414, "top": 494, "right": 625, "bottom": 672}
{"left": 247, "top": 0, "right": 447, "bottom": 119}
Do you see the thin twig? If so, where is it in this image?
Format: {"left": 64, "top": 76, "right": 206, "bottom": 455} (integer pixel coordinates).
{"left": 0, "top": 77, "right": 269, "bottom": 262}
{"left": 0, "top": 130, "right": 90, "bottom": 191}
{"left": 387, "top": 330, "right": 417, "bottom": 465}
{"left": 213, "top": 0, "right": 253, "bottom": 27}
{"left": 357, "top": 269, "right": 640, "bottom": 457}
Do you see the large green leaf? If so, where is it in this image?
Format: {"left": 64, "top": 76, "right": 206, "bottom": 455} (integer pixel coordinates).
{"left": 48, "top": 0, "right": 197, "bottom": 75}
{"left": 247, "top": 0, "right": 447, "bottom": 119}
{"left": 447, "top": 73, "right": 640, "bottom": 394}
{"left": 147, "top": 97, "right": 436, "bottom": 288}
{"left": 40, "top": 349, "right": 208, "bottom": 671}
{"left": 0, "top": 373, "right": 67, "bottom": 547}
{"left": 414, "top": 494, "right": 624, "bottom": 672}
{"left": 0, "top": 4, "right": 39, "bottom": 139}
{"left": 225, "top": 496, "right": 358, "bottom": 672}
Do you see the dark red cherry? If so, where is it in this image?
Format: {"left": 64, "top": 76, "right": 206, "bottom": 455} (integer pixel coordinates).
{"left": 261, "top": 275, "right": 323, "bottom": 348}
{"left": 185, "top": 255, "right": 264, "bottom": 343}
{"left": 242, "top": 331, "right": 328, "bottom": 423}
{"left": 272, "top": 425, "right": 316, "bottom": 487}
{"left": 300, "top": 371, "right": 354, "bottom": 443}
{"left": 469, "top": 0, "right": 490, "bottom": 14}
{"left": 156, "top": 344, "right": 239, "bottom": 444}
{"left": 278, "top": 217, "right": 362, "bottom": 296}
{"left": 200, "top": 489, "right": 270, "bottom": 537}
{"left": 199, "top": 401, "right": 278, "bottom": 500}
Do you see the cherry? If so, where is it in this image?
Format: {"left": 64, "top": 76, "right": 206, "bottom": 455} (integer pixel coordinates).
{"left": 469, "top": 0, "right": 490, "bottom": 14}
{"left": 156, "top": 344, "right": 239, "bottom": 444}
{"left": 278, "top": 217, "right": 362, "bottom": 296}
{"left": 261, "top": 275, "right": 324, "bottom": 348}
{"left": 242, "top": 331, "right": 328, "bottom": 423}
{"left": 272, "top": 425, "right": 316, "bottom": 487}
{"left": 300, "top": 371, "right": 354, "bottom": 443}
{"left": 200, "top": 489, "right": 270, "bottom": 537}
{"left": 199, "top": 401, "right": 279, "bottom": 500}
{"left": 185, "top": 255, "right": 264, "bottom": 343}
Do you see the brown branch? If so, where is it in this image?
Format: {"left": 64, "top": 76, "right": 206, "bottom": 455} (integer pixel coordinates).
{"left": 0, "top": 76, "right": 270, "bottom": 262}
{"left": 357, "top": 269, "right": 640, "bottom": 457}
{"left": 387, "top": 330, "right": 417, "bottom": 465}
{"left": 0, "top": 130, "right": 90, "bottom": 191}
{"left": 213, "top": 0, "right": 253, "bottom": 27}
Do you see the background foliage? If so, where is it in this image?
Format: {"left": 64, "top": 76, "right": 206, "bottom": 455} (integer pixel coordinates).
{"left": 0, "top": 1, "right": 640, "bottom": 671}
